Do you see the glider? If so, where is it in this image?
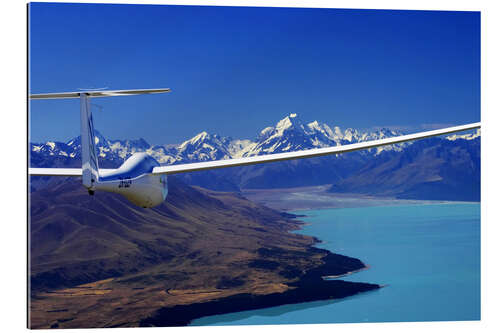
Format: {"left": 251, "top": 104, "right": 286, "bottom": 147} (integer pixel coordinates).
{"left": 29, "top": 89, "right": 481, "bottom": 208}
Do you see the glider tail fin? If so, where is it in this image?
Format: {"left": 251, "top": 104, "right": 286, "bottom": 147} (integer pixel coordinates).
{"left": 80, "top": 93, "right": 99, "bottom": 189}
{"left": 30, "top": 88, "right": 172, "bottom": 190}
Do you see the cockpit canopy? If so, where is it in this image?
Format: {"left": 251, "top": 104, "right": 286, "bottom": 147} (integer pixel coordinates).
{"left": 99, "top": 152, "right": 160, "bottom": 181}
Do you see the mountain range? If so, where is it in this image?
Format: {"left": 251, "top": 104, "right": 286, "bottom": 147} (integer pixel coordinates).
{"left": 30, "top": 114, "right": 481, "bottom": 201}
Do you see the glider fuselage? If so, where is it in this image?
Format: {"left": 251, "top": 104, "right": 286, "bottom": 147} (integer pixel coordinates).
{"left": 94, "top": 153, "right": 168, "bottom": 208}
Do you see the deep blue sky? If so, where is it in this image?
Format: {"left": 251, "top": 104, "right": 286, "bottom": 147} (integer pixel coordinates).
{"left": 29, "top": 3, "right": 480, "bottom": 145}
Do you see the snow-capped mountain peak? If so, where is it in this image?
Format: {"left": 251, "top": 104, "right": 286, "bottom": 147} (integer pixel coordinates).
{"left": 176, "top": 131, "right": 233, "bottom": 162}
{"left": 186, "top": 131, "right": 209, "bottom": 145}
{"left": 275, "top": 113, "right": 304, "bottom": 133}
{"left": 307, "top": 121, "right": 336, "bottom": 141}
{"left": 343, "top": 128, "right": 360, "bottom": 142}
{"left": 244, "top": 114, "right": 333, "bottom": 156}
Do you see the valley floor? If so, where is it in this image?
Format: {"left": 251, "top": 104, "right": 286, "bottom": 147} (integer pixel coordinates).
{"left": 242, "top": 185, "right": 474, "bottom": 211}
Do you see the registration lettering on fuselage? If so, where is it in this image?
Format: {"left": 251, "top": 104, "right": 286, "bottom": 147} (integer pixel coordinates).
{"left": 118, "top": 178, "right": 132, "bottom": 188}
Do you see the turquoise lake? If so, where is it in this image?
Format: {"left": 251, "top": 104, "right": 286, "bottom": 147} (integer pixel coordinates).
{"left": 192, "top": 203, "right": 481, "bottom": 326}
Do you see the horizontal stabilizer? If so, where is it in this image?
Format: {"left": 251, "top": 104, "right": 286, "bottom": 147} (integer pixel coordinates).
{"left": 30, "top": 88, "right": 171, "bottom": 100}
{"left": 152, "top": 122, "right": 481, "bottom": 175}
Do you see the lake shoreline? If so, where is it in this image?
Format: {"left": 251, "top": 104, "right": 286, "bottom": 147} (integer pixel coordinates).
{"left": 140, "top": 250, "right": 380, "bottom": 327}
{"left": 138, "top": 198, "right": 383, "bottom": 328}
